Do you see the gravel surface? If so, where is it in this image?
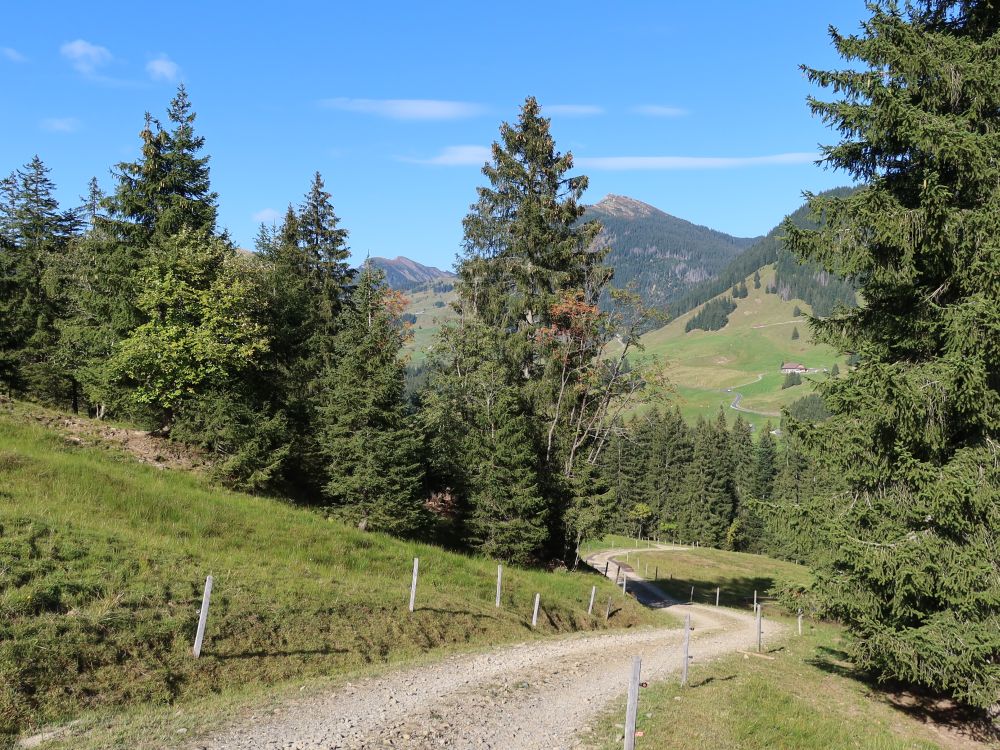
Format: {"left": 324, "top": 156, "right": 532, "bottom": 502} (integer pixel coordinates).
{"left": 194, "top": 547, "right": 782, "bottom": 750}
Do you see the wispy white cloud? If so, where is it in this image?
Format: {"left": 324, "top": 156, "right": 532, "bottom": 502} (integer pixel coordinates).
{"left": 253, "top": 208, "right": 281, "bottom": 223}
{"left": 321, "top": 98, "right": 485, "bottom": 121}
{"left": 633, "top": 105, "right": 688, "bottom": 117}
{"left": 60, "top": 39, "right": 112, "bottom": 75}
{"left": 146, "top": 54, "right": 180, "bottom": 82}
{"left": 576, "top": 152, "right": 818, "bottom": 170}
{"left": 40, "top": 117, "right": 81, "bottom": 133}
{"left": 403, "top": 145, "right": 492, "bottom": 166}
{"left": 545, "top": 104, "right": 604, "bottom": 117}
{"left": 2, "top": 47, "right": 27, "bottom": 63}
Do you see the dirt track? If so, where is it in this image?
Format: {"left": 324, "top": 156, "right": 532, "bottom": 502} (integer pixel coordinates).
{"left": 194, "top": 547, "right": 779, "bottom": 750}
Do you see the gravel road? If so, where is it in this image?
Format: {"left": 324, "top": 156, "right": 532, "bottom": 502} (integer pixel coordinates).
{"left": 194, "top": 547, "right": 779, "bottom": 750}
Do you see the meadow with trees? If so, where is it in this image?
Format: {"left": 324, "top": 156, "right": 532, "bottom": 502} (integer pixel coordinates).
{"left": 1, "top": 0, "right": 997, "bottom": 738}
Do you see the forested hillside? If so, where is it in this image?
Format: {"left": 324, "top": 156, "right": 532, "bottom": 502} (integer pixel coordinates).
{"left": 582, "top": 194, "right": 758, "bottom": 310}
{"left": 670, "top": 187, "right": 858, "bottom": 319}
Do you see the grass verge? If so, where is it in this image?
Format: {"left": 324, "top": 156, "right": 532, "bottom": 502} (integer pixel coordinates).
{"left": 586, "top": 620, "right": 954, "bottom": 750}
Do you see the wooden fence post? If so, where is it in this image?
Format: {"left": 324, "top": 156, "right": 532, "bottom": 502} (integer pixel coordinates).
{"left": 622, "top": 573, "right": 627, "bottom": 594}
{"left": 409, "top": 557, "right": 419, "bottom": 613}
{"left": 604, "top": 561, "right": 609, "bottom": 576}
{"left": 756, "top": 604, "right": 763, "bottom": 653}
{"left": 532, "top": 592, "right": 541, "bottom": 628}
{"left": 588, "top": 585, "right": 597, "bottom": 615}
{"left": 689, "top": 585, "right": 694, "bottom": 603}
{"left": 624, "top": 656, "right": 642, "bottom": 750}
{"left": 605, "top": 594, "right": 613, "bottom": 622}
{"left": 797, "top": 608, "right": 803, "bottom": 636}
{"left": 654, "top": 565, "right": 658, "bottom": 580}
{"left": 681, "top": 612, "right": 691, "bottom": 686}
{"left": 192, "top": 574, "right": 213, "bottom": 658}
{"left": 716, "top": 587, "right": 720, "bottom": 606}
{"left": 753, "top": 589, "right": 757, "bottom": 610}
{"left": 495, "top": 564, "right": 502, "bottom": 608}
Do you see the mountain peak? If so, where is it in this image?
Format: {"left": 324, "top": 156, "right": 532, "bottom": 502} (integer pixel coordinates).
{"left": 368, "top": 256, "right": 455, "bottom": 291}
{"left": 593, "top": 194, "right": 660, "bottom": 219}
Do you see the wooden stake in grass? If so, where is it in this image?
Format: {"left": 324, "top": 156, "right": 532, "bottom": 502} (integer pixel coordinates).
{"left": 624, "top": 656, "right": 641, "bottom": 750}
{"left": 605, "top": 594, "right": 613, "bottom": 622}
{"left": 531, "top": 592, "right": 541, "bottom": 628}
{"left": 681, "top": 612, "right": 691, "bottom": 687}
{"left": 689, "top": 585, "right": 694, "bottom": 602}
{"left": 408, "top": 557, "right": 419, "bottom": 613}
{"left": 495, "top": 564, "right": 503, "bottom": 608}
{"left": 798, "top": 608, "right": 803, "bottom": 636}
{"left": 588, "top": 585, "right": 596, "bottom": 615}
{"left": 622, "top": 573, "right": 627, "bottom": 594}
{"left": 604, "top": 561, "right": 609, "bottom": 576}
{"left": 192, "top": 574, "right": 213, "bottom": 658}
{"left": 654, "top": 565, "right": 658, "bottom": 580}
{"left": 756, "top": 604, "right": 763, "bottom": 653}
{"left": 753, "top": 589, "right": 757, "bottom": 610}
{"left": 716, "top": 586, "right": 720, "bottom": 606}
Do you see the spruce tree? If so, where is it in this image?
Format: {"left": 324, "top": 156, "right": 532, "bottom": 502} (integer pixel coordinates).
{"left": 0, "top": 157, "right": 79, "bottom": 400}
{"left": 319, "top": 264, "right": 426, "bottom": 535}
{"left": 752, "top": 424, "right": 778, "bottom": 503}
{"left": 784, "top": 0, "right": 1000, "bottom": 709}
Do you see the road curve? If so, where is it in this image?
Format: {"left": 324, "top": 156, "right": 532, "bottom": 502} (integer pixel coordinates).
{"left": 193, "top": 548, "right": 776, "bottom": 750}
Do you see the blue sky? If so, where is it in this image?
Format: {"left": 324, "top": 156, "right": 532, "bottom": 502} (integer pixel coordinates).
{"left": 2, "top": 1, "right": 870, "bottom": 270}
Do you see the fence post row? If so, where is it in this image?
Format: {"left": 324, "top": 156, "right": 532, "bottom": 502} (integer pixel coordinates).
{"left": 624, "top": 656, "right": 642, "bottom": 750}
{"left": 409, "top": 557, "right": 419, "bottom": 613}
{"left": 192, "top": 574, "right": 213, "bottom": 658}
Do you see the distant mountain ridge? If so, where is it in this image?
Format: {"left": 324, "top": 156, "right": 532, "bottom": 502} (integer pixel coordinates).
{"left": 583, "top": 194, "right": 760, "bottom": 310}
{"left": 368, "top": 256, "right": 456, "bottom": 290}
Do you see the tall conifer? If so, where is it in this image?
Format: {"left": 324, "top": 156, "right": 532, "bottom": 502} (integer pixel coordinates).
{"left": 785, "top": 0, "right": 1000, "bottom": 708}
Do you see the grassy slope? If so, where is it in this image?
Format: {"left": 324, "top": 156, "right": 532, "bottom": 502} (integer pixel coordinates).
{"left": 640, "top": 265, "right": 845, "bottom": 430}
{"left": 403, "top": 286, "right": 458, "bottom": 365}
{"left": 0, "top": 407, "right": 656, "bottom": 744}
{"left": 579, "top": 544, "right": 962, "bottom": 750}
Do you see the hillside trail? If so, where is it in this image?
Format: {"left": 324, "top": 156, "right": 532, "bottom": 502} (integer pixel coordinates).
{"left": 194, "top": 546, "right": 778, "bottom": 750}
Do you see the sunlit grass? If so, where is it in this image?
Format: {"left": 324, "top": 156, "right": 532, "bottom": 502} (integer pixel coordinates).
{"left": 0, "top": 410, "right": 656, "bottom": 744}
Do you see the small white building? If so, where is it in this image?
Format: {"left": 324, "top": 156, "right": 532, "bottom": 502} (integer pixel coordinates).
{"left": 780, "top": 362, "right": 808, "bottom": 374}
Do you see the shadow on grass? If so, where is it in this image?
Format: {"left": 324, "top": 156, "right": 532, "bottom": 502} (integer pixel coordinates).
{"left": 647, "top": 575, "right": 781, "bottom": 609}
{"left": 416, "top": 607, "right": 500, "bottom": 620}
{"left": 809, "top": 646, "right": 1000, "bottom": 743}
{"left": 691, "top": 674, "right": 737, "bottom": 688}
{"left": 212, "top": 646, "right": 350, "bottom": 660}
